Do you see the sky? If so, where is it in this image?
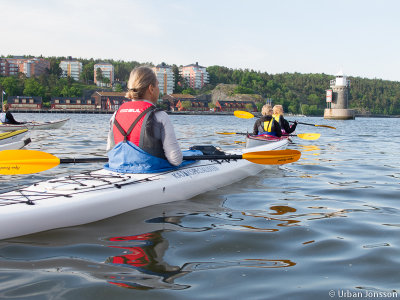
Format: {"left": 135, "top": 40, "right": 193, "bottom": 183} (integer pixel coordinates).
{"left": 1, "top": 0, "right": 400, "bottom": 81}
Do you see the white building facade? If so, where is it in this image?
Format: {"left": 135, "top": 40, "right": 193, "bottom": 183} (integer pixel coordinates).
{"left": 94, "top": 62, "right": 114, "bottom": 87}
{"left": 180, "top": 62, "right": 209, "bottom": 89}
{"left": 60, "top": 59, "right": 83, "bottom": 81}
{"left": 153, "top": 63, "right": 175, "bottom": 95}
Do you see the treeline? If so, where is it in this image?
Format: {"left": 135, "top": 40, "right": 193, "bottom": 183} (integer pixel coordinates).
{"left": 206, "top": 66, "right": 400, "bottom": 115}
{"left": 0, "top": 56, "right": 190, "bottom": 106}
{"left": 1, "top": 55, "right": 400, "bottom": 115}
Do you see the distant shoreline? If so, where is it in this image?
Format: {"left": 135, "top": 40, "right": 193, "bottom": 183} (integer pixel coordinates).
{"left": 9, "top": 109, "right": 400, "bottom": 118}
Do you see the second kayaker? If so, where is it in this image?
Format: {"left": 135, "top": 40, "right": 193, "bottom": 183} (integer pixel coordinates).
{"left": 252, "top": 104, "right": 282, "bottom": 137}
{"left": 0, "top": 103, "right": 24, "bottom": 125}
{"left": 272, "top": 104, "right": 297, "bottom": 134}
{"left": 105, "top": 66, "right": 183, "bottom": 173}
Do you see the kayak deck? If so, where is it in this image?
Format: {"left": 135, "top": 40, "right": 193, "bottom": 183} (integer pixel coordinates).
{"left": 0, "top": 118, "right": 69, "bottom": 131}
{"left": 0, "top": 137, "right": 31, "bottom": 151}
{"left": 246, "top": 134, "right": 290, "bottom": 148}
{"left": 0, "top": 139, "right": 289, "bottom": 239}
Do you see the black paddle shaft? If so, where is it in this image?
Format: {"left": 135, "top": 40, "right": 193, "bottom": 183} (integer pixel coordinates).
{"left": 289, "top": 121, "right": 314, "bottom": 126}
{"left": 59, "top": 155, "right": 243, "bottom": 164}
{"left": 60, "top": 158, "right": 108, "bottom": 164}
{"left": 183, "top": 155, "right": 242, "bottom": 160}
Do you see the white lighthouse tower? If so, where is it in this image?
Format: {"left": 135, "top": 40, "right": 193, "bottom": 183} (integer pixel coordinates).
{"left": 324, "top": 71, "right": 355, "bottom": 120}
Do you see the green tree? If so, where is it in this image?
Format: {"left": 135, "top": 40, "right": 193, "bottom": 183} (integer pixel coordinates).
{"left": 180, "top": 101, "right": 192, "bottom": 110}
{"left": 288, "top": 103, "right": 298, "bottom": 114}
{"left": 234, "top": 85, "right": 254, "bottom": 94}
{"left": 47, "top": 58, "right": 62, "bottom": 77}
{"left": 23, "top": 78, "right": 45, "bottom": 97}
{"left": 60, "top": 86, "right": 70, "bottom": 97}
{"left": 256, "top": 102, "right": 264, "bottom": 112}
{"left": 245, "top": 103, "right": 254, "bottom": 111}
{"left": 172, "top": 64, "right": 185, "bottom": 93}
{"left": 113, "top": 84, "right": 123, "bottom": 92}
{"left": 307, "top": 93, "right": 322, "bottom": 106}
{"left": 0, "top": 77, "right": 21, "bottom": 96}
{"left": 182, "top": 87, "right": 196, "bottom": 95}
{"left": 81, "top": 61, "right": 95, "bottom": 83}
{"left": 96, "top": 68, "right": 104, "bottom": 84}
{"left": 103, "top": 77, "right": 110, "bottom": 87}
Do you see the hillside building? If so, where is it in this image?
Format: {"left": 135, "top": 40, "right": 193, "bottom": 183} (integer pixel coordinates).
{"left": 0, "top": 57, "right": 49, "bottom": 77}
{"left": 153, "top": 63, "right": 175, "bottom": 95}
{"left": 180, "top": 62, "right": 209, "bottom": 89}
{"left": 90, "top": 91, "right": 128, "bottom": 111}
{"left": 7, "top": 96, "right": 42, "bottom": 110}
{"left": 60, "top": 57, "right": 82, "bottom": 81}
{"left": 94, "top": 62, "right": 114, "bottom": 87}
{"left": 51, "top": 97, "right": 95, "bottom": 110}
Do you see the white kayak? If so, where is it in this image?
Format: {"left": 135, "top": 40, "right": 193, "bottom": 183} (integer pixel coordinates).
{"left": 0, "top": 118, "right": 69, "bottom": 131}
{"left": 246, "top": 134, "right": 290, "bottom": 148}
{"left": 0, "top": 139, "right": 292, "bottom": 239}
{"left": 0, "top": 137, "right": 31, "bottom": 151}
{"left": 0, "top": 129, "right": 29, "bottom": 145}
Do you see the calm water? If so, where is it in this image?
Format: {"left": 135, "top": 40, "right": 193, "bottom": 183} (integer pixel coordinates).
{"left": 0, "top": 113, "right": 399, "bottom": 300}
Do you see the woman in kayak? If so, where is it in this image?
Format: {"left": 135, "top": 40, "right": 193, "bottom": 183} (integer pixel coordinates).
{"left": 106, "top": 66, "right": 183, "bottom": 172}
{"left": 272, "top": 104, "right": 297, "bottom": 134}
{"left": 0, "top": 103, "right": 24, "bottom": 124}
{"left": 252, "top": 104, "right": 282, "bottom": 137}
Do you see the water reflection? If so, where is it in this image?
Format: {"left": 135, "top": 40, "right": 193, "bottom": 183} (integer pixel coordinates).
{"left": 105, "top": 216, "right": 297, "bottom": 290}
{"left": 297, "top": 144, "right": 321, "bottom": 165}
{"left": 240, "top": 205, "right": 300, "bottom": 229}
{"left": 105, "top": 230, "right": 189, "bottom": 290}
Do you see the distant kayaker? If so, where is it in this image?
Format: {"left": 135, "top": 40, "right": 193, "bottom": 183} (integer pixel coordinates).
{"left": 0, "top": 103, "right": 23, "bottom": 125}
{"left": 272, "top": 104, "right": 297, "bottom": 134}
{"left": 106, "top": 66, "right": 183, "bottom": 172}
{"left": 252, "top": 104, "right": 282, "bottom": 137}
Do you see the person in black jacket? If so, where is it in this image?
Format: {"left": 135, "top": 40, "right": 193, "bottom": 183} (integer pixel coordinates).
{"left": 0, "top": 103, "right": 23, "bottom": 124}
{"left": 252, "top": 104, "right": 282, "bottom": 137}
{"left": 272, "top": 104, "right": 297, "bottom": 134}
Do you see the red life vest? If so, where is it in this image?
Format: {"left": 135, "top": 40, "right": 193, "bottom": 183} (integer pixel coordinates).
{"left": 112, "top": 100, "right": 166, "bottom": 158}
{"left": 113, "top": 101, "right": 154, "bottom": 145}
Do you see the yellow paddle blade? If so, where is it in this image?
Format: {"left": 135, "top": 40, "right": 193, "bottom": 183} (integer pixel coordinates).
{"left": 0, "top": 129, "right": 28, "bottom": 140}
{"left": 216, "top": 132, "right": 237, "bottom": 135}
{"left": 297, "top": 133, "right": 321, "bottom": 140}
{"left": 243, "top": 149, "right": 301, "bottom": 165}
{"left": 234, "top": 110, "right": 255, "bottom": 119}
{"left": 315, "top": 124, "right": 336, "bottom": 129}
{"left": 0, "top": 150, "right": 60, "bottom": 175}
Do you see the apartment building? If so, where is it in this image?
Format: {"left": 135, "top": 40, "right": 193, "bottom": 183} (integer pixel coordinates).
{"left": 23, "top": 58, "right": 50, "bottom": 77}
{"left": 153, "top": 63, "right": 175, "bottom": 95}
{"left": 94, "top": 62, "right": 114, "bottom": 87}
{"left": 60, "top": 57, "right": 82, "bottom": 81}
{"left": 0, "top": 57, "right": 49, "bottom": 77}
{"left": 0, "top": 57, "right": 24, "bottom": 76}
{"left": 180, "top": 62, "right": 209, "bottom": 89}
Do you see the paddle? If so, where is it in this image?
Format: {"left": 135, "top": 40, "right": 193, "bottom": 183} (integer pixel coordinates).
{"left": 0, "top": 149, "right": 301, "bottom": 175}
{"left": 288, "top": 120, "right": 336, "bottom": 129}
{"left": 216, "top": 132, "right": 320, "bottom": 140}
{"left": 234, "top": 110, "right": 336, "bottom": 129}
{"left": 285, "top": 133, "right": 320, "bottom": 140}
{"left": 233, "top": 110, "right": 255, "bottom": 119}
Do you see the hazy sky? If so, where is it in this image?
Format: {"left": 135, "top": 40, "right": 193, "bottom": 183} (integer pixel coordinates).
{"left": 1, "top": 0, "right": 400, "bottom": 81}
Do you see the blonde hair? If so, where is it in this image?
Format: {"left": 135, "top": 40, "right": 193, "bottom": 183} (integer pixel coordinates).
{"left": 125, "top": 66, "right": 157, "bottom": 100}
{"left": 261, "top": 104, "right": 273, "bottom": 116}
{"left": 2, "top": 103, "right": 9, "bottom": 112}
{"left": 273, "top": 105, "right": 284, "bottom": 115}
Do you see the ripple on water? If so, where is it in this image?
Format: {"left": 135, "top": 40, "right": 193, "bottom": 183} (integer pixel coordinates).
{"left": 1, "top": 115, "right": 400, "bottom": 299}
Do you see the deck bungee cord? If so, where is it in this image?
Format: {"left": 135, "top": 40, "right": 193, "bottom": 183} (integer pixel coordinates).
{"left": 0, "top": 159, "right": 246, "bottom": 207}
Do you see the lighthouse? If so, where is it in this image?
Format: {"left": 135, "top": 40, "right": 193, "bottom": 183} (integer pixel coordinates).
{"left": 324, "top": 71, "right": 355, "bottom": 120}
